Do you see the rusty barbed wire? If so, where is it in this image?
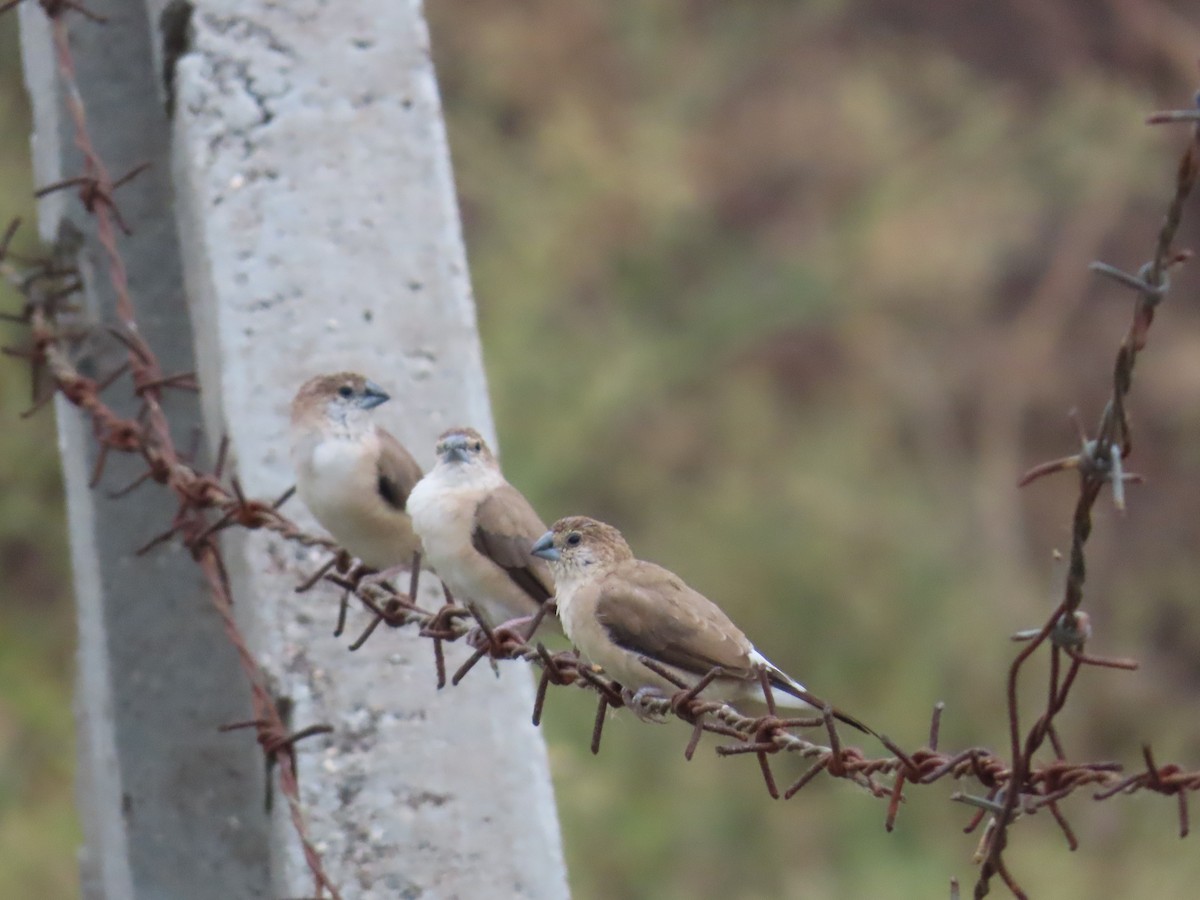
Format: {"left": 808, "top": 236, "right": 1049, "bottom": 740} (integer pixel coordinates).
{"left": 975, "top": 93, "right": 1200, "bottom": 899}
{"left": 4, "top": 2, "right": 1200, "bottom": 896}
{"left": 0, "top": 3, "right": 342, "bottom": 897}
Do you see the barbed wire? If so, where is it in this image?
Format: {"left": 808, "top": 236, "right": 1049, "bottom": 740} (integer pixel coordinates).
{"left": 4, "top": 2, "right": 1200, "bottom": 897}
{"left": 978, "top": 95, "right": 1200, "bottom": 898}
{"left": 0, "top": 2, "right": 341, "bottom": 896}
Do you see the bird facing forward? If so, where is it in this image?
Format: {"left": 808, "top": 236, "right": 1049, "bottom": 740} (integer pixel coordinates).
{"left": 289, "top": 373, "right": 425, "bottom": 580}
{"left": 531, "top": 515, "right": 874, "bottom": 735}
{"left": 407, "top": 427, "right": 555, "bottom": 630}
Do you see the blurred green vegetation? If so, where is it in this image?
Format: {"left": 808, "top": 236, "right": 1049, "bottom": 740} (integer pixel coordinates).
{"left": 0, "top": 15, "right": 79, "bottom": 900}
{"left": 6, "top": 1, "right": 1200, "bottom": 897}
{"left": 428, "top": 1, "right": 1200, "bottom": 897}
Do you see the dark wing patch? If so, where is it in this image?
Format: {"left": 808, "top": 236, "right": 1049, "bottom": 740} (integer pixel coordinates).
{"left": 375, "top": 429, "right": 423, "bottom": 512}
{"left": 471, "top": 487, "right": 554, "bottom": 604}
{"left": 377, "top": 473, "right": 403, "bottom": 510}
{"left": 594, "top": 566, "right": 753, "bottom": 680}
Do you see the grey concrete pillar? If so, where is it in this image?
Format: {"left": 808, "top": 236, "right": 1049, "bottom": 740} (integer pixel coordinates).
{"left": 165, "top": 1, "right": 569, "bottom": 899}
{"left": 21, "top": 0, "right": 569, "bottom": 897}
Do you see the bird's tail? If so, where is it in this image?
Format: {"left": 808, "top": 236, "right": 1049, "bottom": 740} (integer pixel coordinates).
{"left": 768, "top": 671, "right": 879, "bottom": 739}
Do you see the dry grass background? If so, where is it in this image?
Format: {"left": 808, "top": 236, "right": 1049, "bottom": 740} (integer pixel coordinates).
{"left": 5, "top": 2, "right": 1200, "bottom": 896}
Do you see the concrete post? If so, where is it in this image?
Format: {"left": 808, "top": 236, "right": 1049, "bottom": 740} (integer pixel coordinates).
{"left": 22, "top": 0, "right": 569, "bottom": 897}
{"left": 164, "top": 1, "right": 569, "bottom": 898}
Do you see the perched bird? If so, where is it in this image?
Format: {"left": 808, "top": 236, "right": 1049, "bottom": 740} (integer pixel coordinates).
{"left": 407, "top": 427, "right": 555, "bottom": 630}
{"left": 531, "top": 516, "right": 874, "bottom": 735}
{"left": 289, "top": 372, "right": 425, "bottom": 585}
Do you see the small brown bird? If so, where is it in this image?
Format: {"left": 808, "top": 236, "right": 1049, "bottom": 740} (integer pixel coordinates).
{"left": 407, "top": 427, "right": 555, "bottom": 629}
{"left": 531, "top": 516, "right": 874, "bottom": 735}
{"left": 289, "top": 373, "right": 425, "bottom": 584}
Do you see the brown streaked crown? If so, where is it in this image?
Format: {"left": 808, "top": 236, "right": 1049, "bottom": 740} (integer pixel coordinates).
{"left": 434, "top": 426, "right": 496, "bottom": 463}
{"left": 549, "top": 515, "right": 635, "bottom": 564}
{"left": 436, "top": 425, "right": 487, "bottom": 445}
{"left": 292, "top": 372, "right": 372, "bottom": 416}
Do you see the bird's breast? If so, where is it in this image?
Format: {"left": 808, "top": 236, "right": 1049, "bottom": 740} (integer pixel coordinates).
{"left": 295, "top": 435, "right": 418, "bottom": 569}
{"left": 301, "top": 438, "right": 377, "bottom": 510}
{"left": 408, "top": 481, "right": 477, "bottom": 568}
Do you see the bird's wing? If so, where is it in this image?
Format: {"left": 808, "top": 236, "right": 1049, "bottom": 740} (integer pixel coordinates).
{"left": 375, "top": 429, "right": 424, "bottom": 512}
{"left": 471, "top": 485, "right": 554, "bottom": 604}
{"left": 593, "top": 563, "right": 877, "bottom": 736}
{"left": 594, "top": 562, "right": 755, "bottom": 679}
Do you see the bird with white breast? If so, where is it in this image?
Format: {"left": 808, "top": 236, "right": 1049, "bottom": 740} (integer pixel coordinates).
{"left": 289, "top": 373, "right": 426, "bottom": 592}
{"left": 407, "top": 427, "right": 556, "bottom": 633}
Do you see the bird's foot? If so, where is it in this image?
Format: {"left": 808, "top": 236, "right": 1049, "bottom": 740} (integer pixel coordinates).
{"left": 356, "top": 564, "right": 409, "bottom": 593}
{"left": 462, "top": 624, "right": 523, "bottom": 658}
{"left": 621, "top": 686, "right": 671, "bottom": 722}
{"left": 294, "top": 549, "right": 356, "bottom": 593}
{"left": 464, "top": 625, "right": 490, "bottom": 651}
{"left": 418, "top": 602, "right": 473, "bottom": 641}
{"left": 460, "top": 607, "right": 537, "bottom": 656}
{"left": 491, "top": 613, "right": 543, "bottom": 643}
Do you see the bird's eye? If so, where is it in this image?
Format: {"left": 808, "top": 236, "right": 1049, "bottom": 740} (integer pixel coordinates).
{"left": 338, "top": 385, "right": 354, "bottom": 398}
{"left": 472, "top": 441, "right": 482, "bottom": 452}
{"left": 566, "top": 533, "right": 581, "bottom": 546}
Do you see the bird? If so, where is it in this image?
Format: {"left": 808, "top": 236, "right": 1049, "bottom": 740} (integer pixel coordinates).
{"left": 406, "top": 426, "right": 555, "bottom": 632}
{"left": 530, "top": 515, "right": 875, "bottom": 735}
{"left": 289, "top": 372, "right": 426, "bottom": 590}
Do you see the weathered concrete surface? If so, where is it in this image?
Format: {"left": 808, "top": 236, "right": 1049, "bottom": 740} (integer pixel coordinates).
{"left": 164, "top": 1, "right": 570, "bottom": 898}
{"left": 18, "top": 5, "right": 271, "bottom": 899}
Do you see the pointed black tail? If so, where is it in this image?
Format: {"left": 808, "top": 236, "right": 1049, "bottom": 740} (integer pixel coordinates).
{"left": 771, "top": 675, "right": 879, "bottom": 739}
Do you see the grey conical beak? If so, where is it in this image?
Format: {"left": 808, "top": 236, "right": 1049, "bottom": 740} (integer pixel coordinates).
{"left": 530, "top": 532, "right": 560, "bottom": 561}
{"left": 361, "top": 380, "right": 390, "bottom": 410}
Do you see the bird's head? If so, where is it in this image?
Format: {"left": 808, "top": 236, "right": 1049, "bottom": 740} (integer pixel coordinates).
{"left": 292, "top": 372, "right": 390, "bottom": 428}
{"left": 434, "top": 427, "right": 496, "bottom": 469}
{"left": 531, "top": 516, "right": 633, "bottom": 579}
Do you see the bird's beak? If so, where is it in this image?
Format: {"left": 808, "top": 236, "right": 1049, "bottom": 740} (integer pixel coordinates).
{"left": 530, "top": 532, "right": 560, "bottom": 562}
{"left": 360, "top": 381, "right": 390, "bottom": 410}
{"left": 441, "top": 445, "right": 469, "bottom": 464}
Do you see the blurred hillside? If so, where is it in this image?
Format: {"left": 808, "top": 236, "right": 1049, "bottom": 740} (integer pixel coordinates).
{"left": 0, "top": 15, "right": 78, "bottom": 900}
{"left": 6, "top": 1, "right": 1200, "bottom": 897}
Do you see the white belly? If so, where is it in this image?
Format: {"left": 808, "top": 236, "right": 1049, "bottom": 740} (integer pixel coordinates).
{"left": 554, "top": 583, "right": 587, "bottom": 647}
{"left": 408, "top": 478, "right": 538, "bottom": 623}
{"left": 295, "top": 438, "right": 419, "bottom": 570}
{"left": 408, "top": 482, "right": 476, "bottom": 589}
